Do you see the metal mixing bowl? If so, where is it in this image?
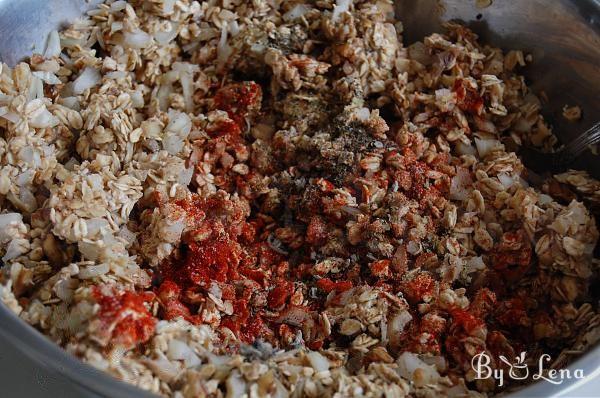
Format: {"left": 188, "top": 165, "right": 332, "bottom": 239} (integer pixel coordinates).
{"left": 0, "top": 0, "right": 598, "bottom": 396}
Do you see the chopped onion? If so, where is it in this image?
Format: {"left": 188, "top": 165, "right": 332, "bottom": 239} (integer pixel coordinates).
{"left": 497, "top": 173, "right": 514, "bottom": 189}
{"left": 0, "top": 213, "right": 22, "bottom": 229}
{"left": 167, "top": 340, "right": 201, "bottom": 367}
{"left": 0, "top": 94, "right": 10, "bottom": 106}
{"left": 163, "top": 134, "right": 184, "bottom": 153}
{"left": 307, "top": 351, "right": 330, "bottom": 372}
{"left": 449, "top": 167, "right": 473, "bottom": 201}
{"left": 72, "top": 67, "right": 101, "bottom": 95}
{"left": 408, "top": 42, "right": 433, "bottom": 65}
{"left": 123, "top": 29, "right": 153, "bottom": 49}
{"left": 466, "top": 256, "right": 486, "bottom": 272}
{"left": 229, "top": 20, "right": 240, "bottom": 37}
{"left": 26, "top": 76, "right": 44, "bottom": 101}
{"left": 217, "top": 23, "right": 232, "bottom": 70}
{"left": 332, "top": 0, "right": 352, "bottom": 22}
{"left": 474, "top": 137, "right": 502, "bottom": 158}
{"left": 59, "top": 96, "right": 80, "bottom": 110}
{"left": 79, "top": 263, "right": 110, "bottom": 279}
{"left": 166, "top": 110, "right": 192, "bottom": 138}
{"left": 109, "top": 22, "right": 123, "bottom": 34}
{"left": 538, "top": 194, "right": 553, "bottom": 205}
{"left": 162, "top": 0, "right": 176, "bottom": 14}
{"left": 86, "top": 218, "right": 110, "bottom": 238}
{"left": 388, "top": 310, "right": 412, "bottom": 335}
{"left": 110, "top": 0, "right": 127, "bottom": 11}
{"left": 3, "top": 240, "right": 26, "bottom": 262}
{"left": 455, "top": 141, "right": 477, "bottom": 156}
{"left": 54, "top": 278, "right": 76, "bottom": 302}
{"left": 26, "top": 99, "right": 59, "bottom": 128}
{"left": 32, "top": 71, "right": 61, "bottom": 85}
{"left": 283, "top": 4, "right": 310, "bottom": 21}
{"left": 154, "top": 22, "right": 179, "bottom": 45}
{"left": 225, "top": 370, "right": 246, "bottom": 398}
{"left": 141, "top": 354, "right": 180, "bottom": 382}
{"left": 118, "top": 225, "right": 137, "bottom": 246}
{"left": 19, "top": 146, "right": 41, "bottom": 167}
{"left": 130, "top": 90, "right": 144, "bottom": 108}
{"left": 178, "top": 167, "right": 194, "bottom": 186}
{"left": 354, "top": 107, "right": 370, "bottom": 121}
{"left": 422, "top": 355, "right": 447, "bottom": 372}
{"left": 397, "top": 352, "right": 440, "bottom": 384}
{"left": 44, "top": 30, "right": 61, "bottom": 58}
{"left": 0, "top": 106, "right": 6, "bottom": 119}
{"left": 172, "top": 63, "right": 198, "bottom": 112}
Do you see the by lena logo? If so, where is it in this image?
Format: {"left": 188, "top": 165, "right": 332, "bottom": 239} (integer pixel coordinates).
{"left": 471, "top": 351, "right": 586, "bottom": 387}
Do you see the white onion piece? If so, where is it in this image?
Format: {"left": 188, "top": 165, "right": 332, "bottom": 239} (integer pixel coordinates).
{"left": 78, "top": 242, "right": 100, "bottom": 261}
{"left": 111, "top": 21, "right": 124, "bottom": 33}
{"left": 3, "top": 240, "right": 26, "bottom": 261}
{"left": 538, "top": 194, "right": 553, "bottom": 205}
{"left": 26, "top": 99, "right": 59, "bottom": 128}
{"left": 449, "top": 167, "right": 473, "bottom": 201}
{"left": 59, "top": 96, "right": 80, "bottom": 110}
{"left": 354, "top": 107, "right": 370, "bottom": 121}
{"left": 466, "top": 256, "right": 486, "bottom": 272}
{"left": 474, "top": 137, "right": 502, "bottom": 158}
{"left": 332, "top": 0, "right": 352, "bottom": 22}
{"left": 156, "top": 84, "right": 172, "bottom": 111}
{"left": 162, "top": 0, "right": 176, "bottom": 14}
{"left": 172, "top": 63, "right": 198, "bottom": 112}
{"left": 0, "top": 212, "right": 22, "bottom": 226}
{"left": 455, "top": 141, "right": 477, "bottom": 156}
{"left": 283, "top": 4, "right": 310, "bottom": 21}
{"left": 142, "top": 354, "right": 179, "bottom": 382}
{"left": 389, "top": 311, "right": 413, "bottom": 336}
{"left": 397, "top": 352, "right": 440, "bottom": 384}
{"left": 110, "top": 0, "right": 127, "bottom": 11}
{"left": 44, "top": 30, "right": 61, "bottom": 58}
{"left": 0, "top": 94, "right": 11, "bottom": 106}
{"left": 167, "top": 340, "right": 201, "bottom": 368}
{"left": 32, "top": 71, "right": 61, "bottom": 85}
{"left": 226, "top": 370, "right": 246, "bottom": 398}
{"left": 72, "top": 67, "right": 101, "bottom": 95}
{"left": 166, "top": 110, "right": 192, "bottom": 138}
{"left": 162, "top": 134, "right": 184, "bottom": 154}
{"left": 130, "top": 91, "right": 144, "bottom": 108}
{"left": 79, "top": 263, "right": 110, "bottom": 279}
{"left": 307, "top": 351, "right": 330, "bottom": 372}
{"left": 123, "top": 29, "right": 153, "bottom": 49}
{"left": 26, "top": 76, "right": 43, "bottom": 101}
{"left": 178, "top": 167, "right": 194, "bottom": 186}
{"left": 54, "top": 278, "right": 75, "bottom": 302}
{"left": 1, "top": 111, "right": 21, "bottom": 124}
{"left": 19, "top": 146, "right": 41, "bottom": 167}
{"left": 86, "top": 218, "right": 110, "bottom": 237}
{"left": 229, "top": 20, "right": 240, "bottom": 37}
{"left": 154, "top": 22, "right": 179, "bottom": 45}
{"left": 497, "top": 173, "right": 514, "bottom": 189}
{"left": 217, "top": 23, "right": 232, "bottom": 70}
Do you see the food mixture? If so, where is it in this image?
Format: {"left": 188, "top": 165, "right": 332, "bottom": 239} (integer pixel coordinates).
{"left": 1, "top": 0, "right": 599, "bottom": 396}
